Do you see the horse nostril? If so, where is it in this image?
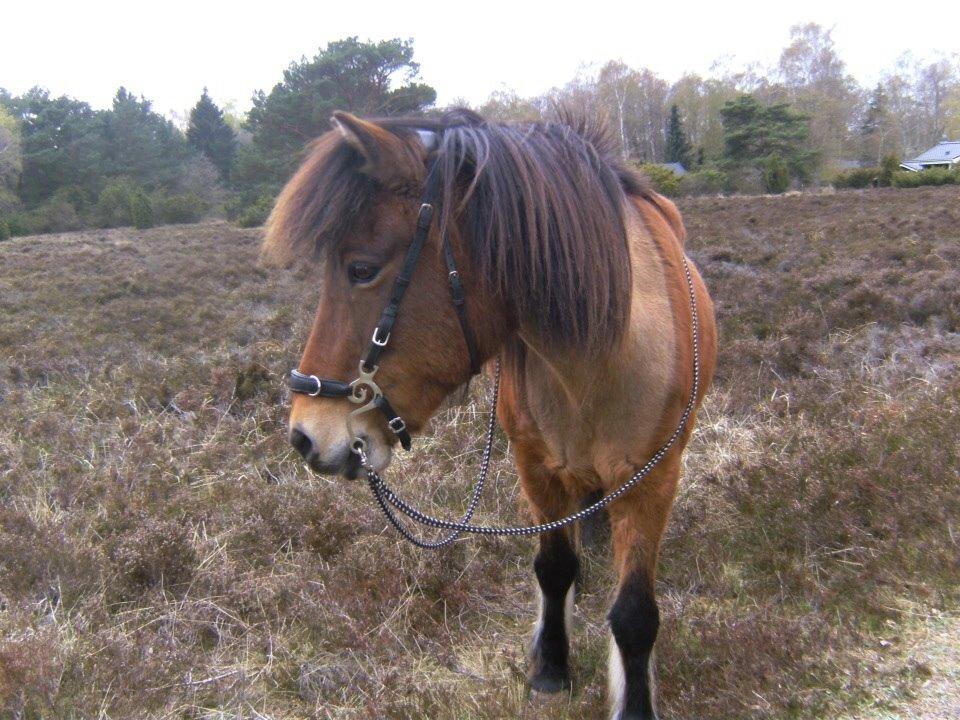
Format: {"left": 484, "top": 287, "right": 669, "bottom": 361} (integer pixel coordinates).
{"left": 289, "top": 428, "right": 314, "bottom": 459}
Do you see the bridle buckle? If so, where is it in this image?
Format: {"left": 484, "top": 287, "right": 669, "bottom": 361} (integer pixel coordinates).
{"left": 388, "top": 417, "right": 407, "bottom": 434}
{"left": 371, "top": 328, "right": 390, "bottom": 347}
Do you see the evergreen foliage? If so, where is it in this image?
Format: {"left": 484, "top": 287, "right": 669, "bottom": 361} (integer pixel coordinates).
{"left": 102, "top": 88, "right": 189, "bottom": 187}
{"left": 155, "top": 193, "right": 208, "bottom": 224}
{"left": 6, "top": 88, "right": 104, "bottom": 205}
{"left": 679, "top": 168, "right": 729, "bottom": 195}
{"left": 2, "top": 30, "right": 958, "bottom": 231}
{"left": 665, "top": 104, "right": 692, "bottom": 168}
{"left": 96, "top": 178, "right": 136, "bottom": 228}
{"left": 891, "top": 167, "right": 959, "bottom": 188}
{"left": 240, "top": 37, "right": 436, "bottom": 190}
{"left": 762, "top": 154, "right": 791, "bottom": 193}
{"left": 234, "top": 194, "right": 275, "bottom": 228}
{"left": 861, "top": 84, "right": 887, "bottom": 140}
{"left": 880, "top": 154, "right": 900, "bottom": 186}
{"left": 187, "top": 89, "right": 237, "bottom": 179}
{"left": 0, "top": 104, "right": 22, "bottom": 192}
{"left": 130, "top": 190, "right": 154, "bottom": 229}
{"left": 721, "top": 95, "right": 817, "bottom": 183}
{"left": 861, "top": 84, "right": 894, "bottom": 164}
{"left": 638, "top": 163, "right": 682, "bottom": 195}
{"left": 832, "top": 167, "right": 881, "bottom": 189}
{"left": 832, "top": 156, "right": 904, "bottom": 190}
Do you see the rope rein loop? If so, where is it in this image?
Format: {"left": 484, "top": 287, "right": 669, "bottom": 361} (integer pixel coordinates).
{"left": 358, "top": 362, "right": 501, "bottom": 548}
{"left": 359, "top": 255, "right": 701, "bottom": 543}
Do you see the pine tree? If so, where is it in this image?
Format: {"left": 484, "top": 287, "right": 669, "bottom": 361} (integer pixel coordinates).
{"left": 665, "top": 104, "right": 693, "bottom": 168}
{"left": 861, "top": 83, "right": 891, "bottom": 165}
{"left": 241, "top": 38, "right": 436, "bottom": 189}
{"left": 106, "top": 88, "right": 189, "bottom": 187}
{"left": 187, "top": 89, "right": 237, "bottom": 180}
{"left": 720, "top": 95, "right": 817, "bottom": 183}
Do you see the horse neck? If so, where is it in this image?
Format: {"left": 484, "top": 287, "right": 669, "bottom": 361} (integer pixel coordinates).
{"left": 502, "top": 203, "right": 680, "bottom": 462}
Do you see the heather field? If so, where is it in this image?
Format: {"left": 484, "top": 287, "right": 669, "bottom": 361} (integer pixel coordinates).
{"left": 1, "top": 186, "right": 958, "bottom": 719}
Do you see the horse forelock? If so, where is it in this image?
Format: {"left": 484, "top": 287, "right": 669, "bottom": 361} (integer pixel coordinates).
{"left": 263, "top": 109, "right": 649, "bottom": 355}
{"left": 262, "top": 133, "right": 376, "bottom": 267}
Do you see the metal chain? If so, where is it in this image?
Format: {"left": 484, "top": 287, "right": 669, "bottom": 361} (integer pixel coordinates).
{"left": 359, "top": 255, "right": 701, "bottom": 543}
{"left": 362, "top": 362, "right": 502, "bottom": 548}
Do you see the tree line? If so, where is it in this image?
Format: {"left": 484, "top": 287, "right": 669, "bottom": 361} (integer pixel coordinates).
{"left": 478, "top": 23, "right": 959, "bottom": 193}
{"left": 0, "top": 86, "right": 238, "bottom": 236}
{"left": 0, "top": 38, "right": 436, "bottom": 238}
{"left": 1, "top": 28, "right": 958, "bottom": 238}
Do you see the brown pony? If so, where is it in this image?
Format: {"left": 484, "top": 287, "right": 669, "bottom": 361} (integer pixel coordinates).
{"left": 263, "top": 108, "right": 717, "bottom": 720}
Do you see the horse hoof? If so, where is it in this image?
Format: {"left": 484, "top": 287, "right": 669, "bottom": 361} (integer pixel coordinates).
{"left": 528, "top": 670, "right": 571, "bottom": 694}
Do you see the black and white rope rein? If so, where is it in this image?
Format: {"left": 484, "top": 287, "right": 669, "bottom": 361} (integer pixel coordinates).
{"left": 358, "top": 254, "right": 701, "bottom": 544}
{"left": 361, "top": 362, "right": 501, "bottom": 548}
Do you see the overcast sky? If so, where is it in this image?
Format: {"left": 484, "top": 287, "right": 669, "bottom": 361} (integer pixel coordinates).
{"left": 3, "top": 1, "right": 958, "bottom": 120}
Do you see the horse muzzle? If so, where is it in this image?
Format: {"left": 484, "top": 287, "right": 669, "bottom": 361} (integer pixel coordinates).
{"left": 288, "top": 420, "right": 392, "bottom": 480}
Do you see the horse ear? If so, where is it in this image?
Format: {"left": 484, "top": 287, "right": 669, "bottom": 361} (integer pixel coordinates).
{"left": 331, "top": 111, "right": 423, "bottom": 188}
{"left": 416, "top": 129, "right": 438, "bottom": 151}
{"left": 331, "top": 111, "right": 385, "bottom": 161}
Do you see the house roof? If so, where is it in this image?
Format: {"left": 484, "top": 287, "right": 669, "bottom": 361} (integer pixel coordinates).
{"left": 905, "top": 140, "right": 960, "bottom": 166}
{"left": 658, "top": 162, "right": 688, "bottom": 176}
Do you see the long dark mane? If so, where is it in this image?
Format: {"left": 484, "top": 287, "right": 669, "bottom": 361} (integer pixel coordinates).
{"left": 265, "top": 109, "right": 650, "bottom": 355}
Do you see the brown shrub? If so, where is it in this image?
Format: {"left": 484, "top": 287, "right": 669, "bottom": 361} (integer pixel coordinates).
{"left": 110, "top": 517, "right": 197, "bottom": 593}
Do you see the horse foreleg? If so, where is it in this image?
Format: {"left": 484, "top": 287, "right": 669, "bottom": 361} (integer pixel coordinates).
{"left": 606, "top": 460, "right": 679, "bottom": 720}
{"left": 519, "top": 459, "right": 578, "bottom": 693}
{"left": 530, "top": 527, "right": 578, "bottom": 692}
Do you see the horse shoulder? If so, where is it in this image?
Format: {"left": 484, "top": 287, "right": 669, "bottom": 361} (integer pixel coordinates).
{"left": 626, "top": 191, "right": 717, "bottom": 443}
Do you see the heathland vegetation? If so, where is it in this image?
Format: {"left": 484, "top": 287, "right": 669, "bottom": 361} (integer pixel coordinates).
{"left": 2, "top": 29, "right": 959, "bottom": 240}
{"left": 1, "top": 187, "right": 957, "bottom": 718}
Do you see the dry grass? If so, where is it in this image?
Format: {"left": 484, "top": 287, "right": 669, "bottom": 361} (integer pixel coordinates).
{"left": 1, "top": 186, "right": 958, "bottom": 719}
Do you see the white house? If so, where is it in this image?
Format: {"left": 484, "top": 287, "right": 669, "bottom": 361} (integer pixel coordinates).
{"left": 900, "top": 140, "right": 960, "bottom": 171}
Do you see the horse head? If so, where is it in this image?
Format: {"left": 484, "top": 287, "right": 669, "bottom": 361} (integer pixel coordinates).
{"left": 263, "top": 111, "right": 506, "bottom": 477}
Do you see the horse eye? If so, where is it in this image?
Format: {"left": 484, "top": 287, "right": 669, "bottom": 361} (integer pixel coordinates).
{"left": 348, "top": 262, "right": 379, "bottom": 284}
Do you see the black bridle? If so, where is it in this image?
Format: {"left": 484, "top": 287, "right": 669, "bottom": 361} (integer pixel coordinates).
{"left": 287, "top": 163, "right": 480, "bottom": 453}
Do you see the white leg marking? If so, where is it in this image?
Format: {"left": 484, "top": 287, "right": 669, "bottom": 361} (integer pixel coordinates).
{"left": 608, "top": 638, "right": 658, "bottom": 718}
{"left": 648, "top": 647, "right": 658, "bottom": 710}
{"left": 530, "top": 583, "right": 546, "bottom": 657}
{"left": 532, "top": 583, "right": 574, "bottom": 650}
{"left": 563, "top": 583, "right": 575, "bottom": 638}
{"left": 608, "top": 634, "right": 626, "bottom": 719}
